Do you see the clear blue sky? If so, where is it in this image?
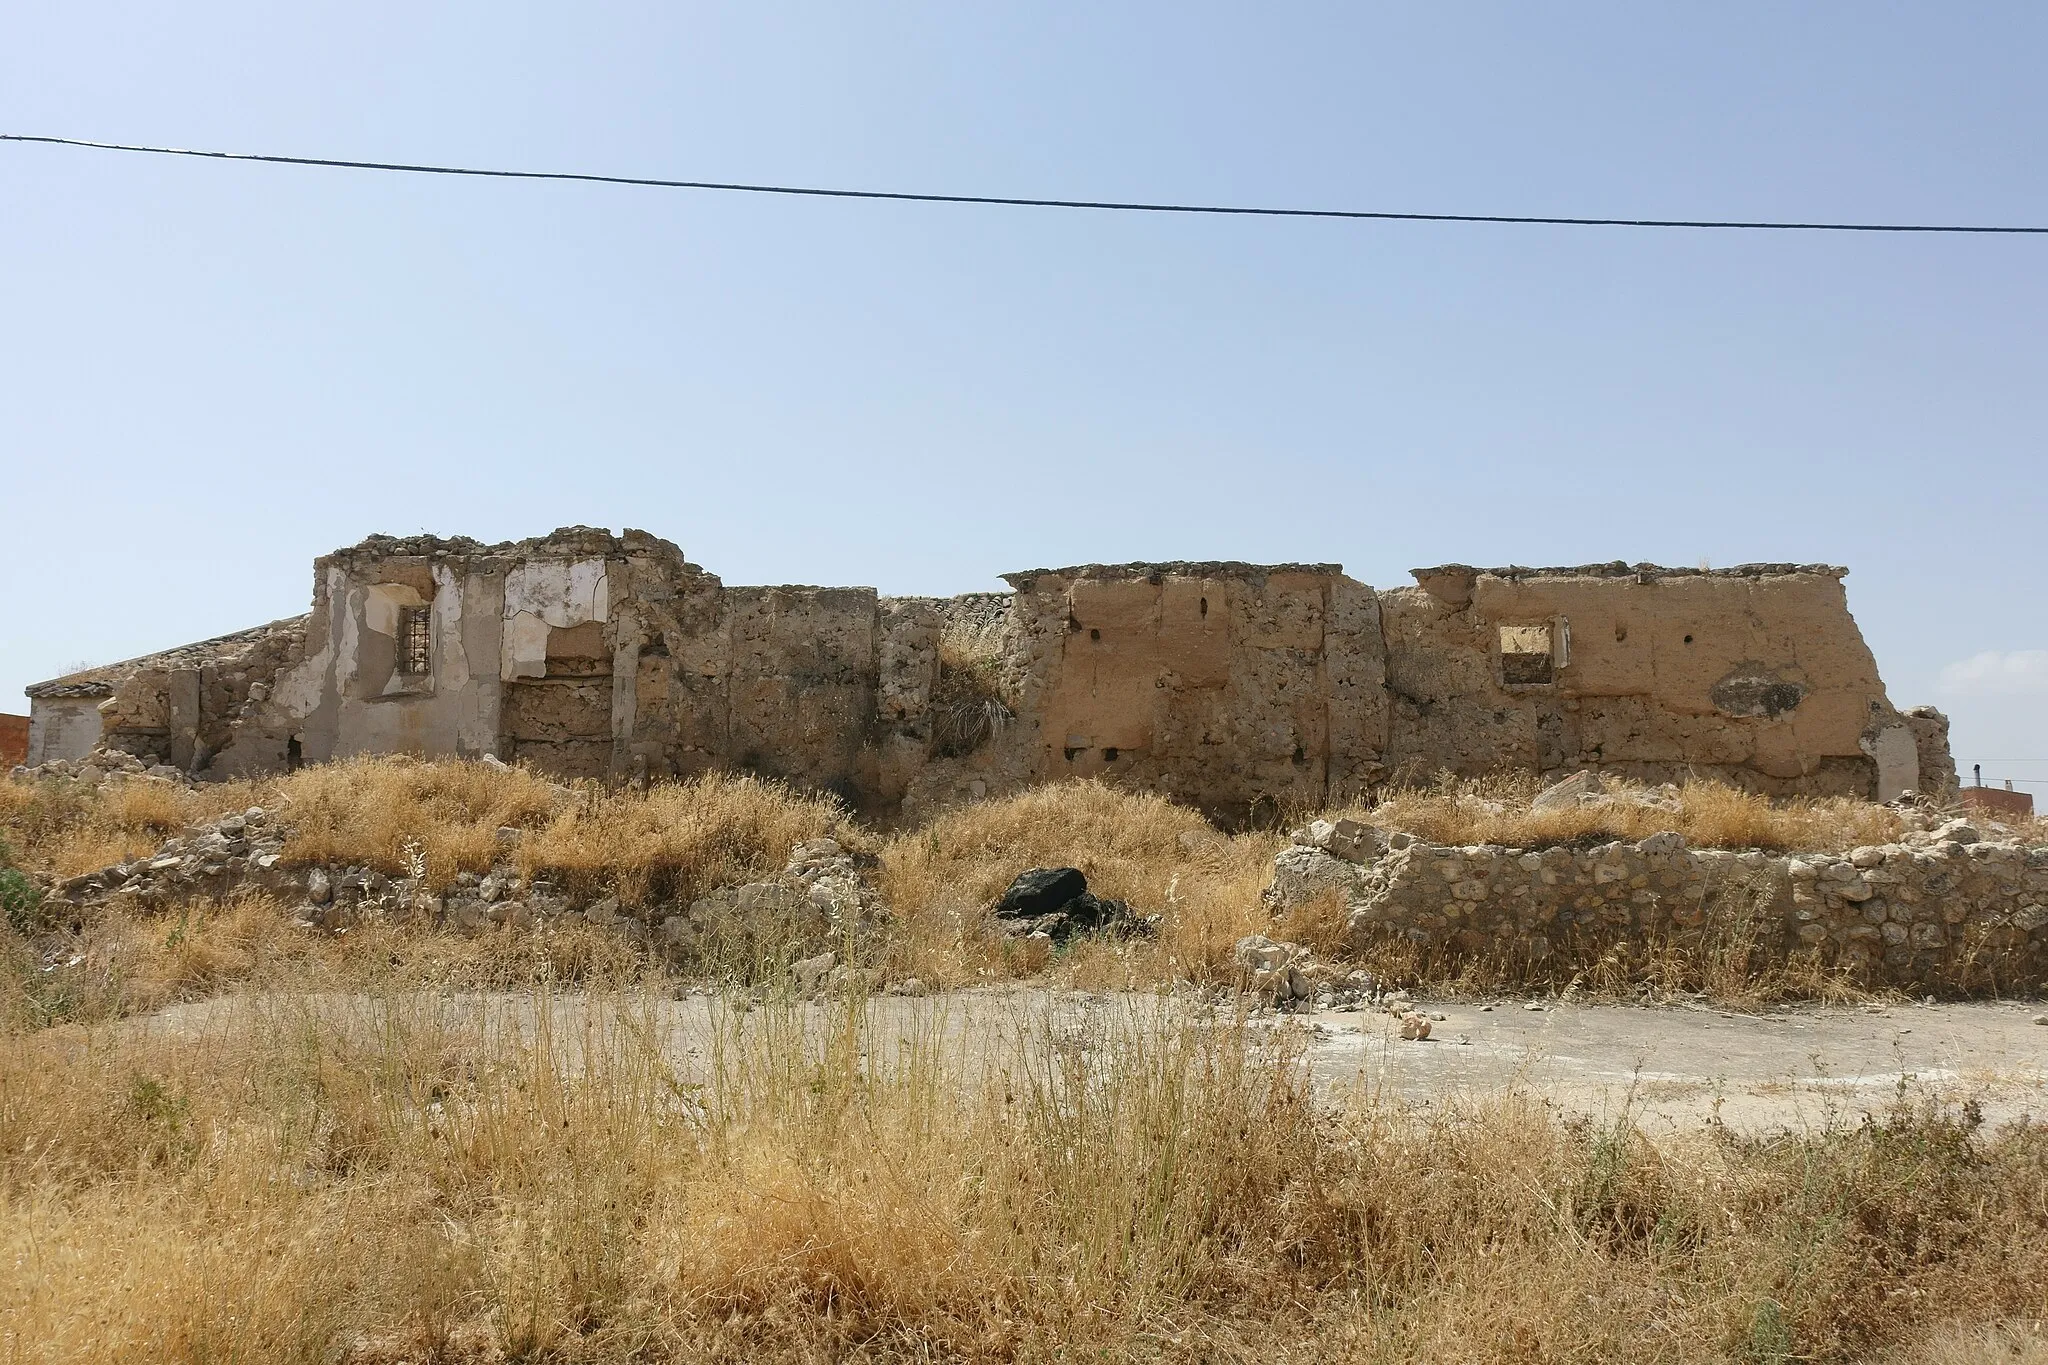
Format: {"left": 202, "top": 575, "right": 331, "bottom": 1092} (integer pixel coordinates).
{"left": 3, "top": 3, "right": 2043, "bottom": 790}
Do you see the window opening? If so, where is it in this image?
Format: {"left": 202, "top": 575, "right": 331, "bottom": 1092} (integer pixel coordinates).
{"left": 1499, "top": 623, "right": 1555, "bottom": 685}
{"left": 397, "top": 605, "right": 433, "bottom": 676}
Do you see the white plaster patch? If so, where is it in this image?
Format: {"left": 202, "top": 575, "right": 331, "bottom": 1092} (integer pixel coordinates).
{"left": 362, "top": 581, "right": 426, "bottom": 640}
{"left": 1862, "top": 723, "right": 1920, "bottom": 802}
{"left": 502, "top": 558, "right": 608, "bottom": 680}
{"left": 274, "top": 643, "right": 332, "bottom": 719}
{"left": 502, "top": 612, "right": 552, "bottom": 681}
{"left": 432, "top": 562, "right": 470, "bottom": 688}
{"left": 504, "top": 559, "right": 609, "bottom": 629}
{"left": 337, "top": 585, "right": 365, "bottom": 694}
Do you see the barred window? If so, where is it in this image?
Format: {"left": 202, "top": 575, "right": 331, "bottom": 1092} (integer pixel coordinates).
{"left": 397, "top": 605, "right": 432, "bottom": 676}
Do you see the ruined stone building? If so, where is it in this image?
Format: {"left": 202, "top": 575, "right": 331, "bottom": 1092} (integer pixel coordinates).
{"left": 22, "top": 528, "right": 1955, "bottom": 821}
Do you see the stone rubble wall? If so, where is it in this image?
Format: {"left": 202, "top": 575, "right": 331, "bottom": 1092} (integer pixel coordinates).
{"left": 1268, "top": 813, "right": 2048, "bottom": 993}
{"left": 43, "top": 810, "right": 889, "bottom": 975}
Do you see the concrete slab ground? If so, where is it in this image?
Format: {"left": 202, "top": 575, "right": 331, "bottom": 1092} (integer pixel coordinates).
{"left": 141, "top": 989, "right": 2048, "bottom": 1136}
{"left": 1292, "top": 996, "right": 2048, "bottom": 1135}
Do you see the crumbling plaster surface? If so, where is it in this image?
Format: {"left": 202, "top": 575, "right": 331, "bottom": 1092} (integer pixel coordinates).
{"left": 25, "top": 538, "right": 1951, "bottom": 817}
{"left": 994, "top": 563, "right": 1359, "bottom": 823}
{"left": 25, "top": 696, "right": 101, "bottom": 766}
{"left": 1382, "top": 563, "right": 1922, "bottom": 798}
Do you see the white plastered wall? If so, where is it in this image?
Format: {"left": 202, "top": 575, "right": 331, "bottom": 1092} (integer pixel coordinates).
{"left": 26, "top": 698, "right": 103, "bottom": 765}
{"left": 501, "top": 558, "right": 609, "bottom": 679}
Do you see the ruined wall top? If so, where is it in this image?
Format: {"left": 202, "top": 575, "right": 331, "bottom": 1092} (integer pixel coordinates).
{"left": 1410, "top": 561, "right": 1849, "bottom": 585}
{"left": 328, "top": 526, "right": 691, "bottom": 567}
{"left": 25, "top": 618, "right": 309, "bottom": 699}
{"left": 1002, "top": 561, "right": 1345, "bottom": 592}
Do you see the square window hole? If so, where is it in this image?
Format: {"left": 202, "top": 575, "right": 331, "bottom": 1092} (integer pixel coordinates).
{"left": 1499, "top": 623, "right": 1554, "bottom": 685}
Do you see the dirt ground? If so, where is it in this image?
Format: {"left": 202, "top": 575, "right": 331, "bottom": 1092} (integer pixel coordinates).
{"left": 142, "top": 988, "right": 2048, "bottom": 1135}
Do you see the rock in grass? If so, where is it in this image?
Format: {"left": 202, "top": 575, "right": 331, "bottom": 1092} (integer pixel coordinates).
{"left": 994, "top": 867, "right": 1089, "bottom": 918}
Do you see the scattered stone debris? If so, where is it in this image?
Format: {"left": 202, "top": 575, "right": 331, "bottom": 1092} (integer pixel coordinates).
{"left": 991, "top": 867, "right": 1159, "bottom": 946}
{"left": 1230, "top": 933, "right": 1377, "bottom": 1011}
{"left": 1530, "top": 769, "right": 1684, "bottom": 815}
{"left": 48, "top": 806, "right": 292, "bottom": 912}
{"left": 11, "top": 745, "right": 192, "bottom": 788}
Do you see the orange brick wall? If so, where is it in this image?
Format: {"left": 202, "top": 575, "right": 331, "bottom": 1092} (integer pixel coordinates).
{"left": 1961, "top": 785, "right": 2036, "bottom": 819}
{"left": 0, "top": 713, "right": 26, "bottom": 770}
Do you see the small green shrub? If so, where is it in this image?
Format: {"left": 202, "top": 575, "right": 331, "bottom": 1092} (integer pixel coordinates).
{"left": 0, "top": 838, "right": 47, "bottom": 934}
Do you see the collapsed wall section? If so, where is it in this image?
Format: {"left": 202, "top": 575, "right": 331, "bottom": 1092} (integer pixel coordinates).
{"left": 26, "top": 619, "right": 308, "bottom": 771}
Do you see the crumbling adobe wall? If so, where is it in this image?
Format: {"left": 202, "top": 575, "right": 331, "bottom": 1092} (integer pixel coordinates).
{"left": 984, "top": 563, "right": 1384, "bottom": 824}
{"left": 1382, "top": 564, "right": 1924, "bottom": 800}
{"left": 719, "top": 586, "right": 880, "bottom": 800}
{"left": 30, "top": 536, "right": 1949, "bottom": 819}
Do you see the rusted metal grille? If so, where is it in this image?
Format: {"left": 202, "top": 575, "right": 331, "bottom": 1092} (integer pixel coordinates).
{"left": 398, "top": 605, "right": 432, "bottom": 676}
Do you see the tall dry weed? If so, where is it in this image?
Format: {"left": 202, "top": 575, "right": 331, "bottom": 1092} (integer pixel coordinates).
{"left": 517, "top": 771, "right": 852, "bottom": 909}
{"left": 3, "top": 987, "right": 2047, "bottom": 1361}
{"left": 278, "top": 754, "right": 561, "bottom": 884}
{"left": 0, "top": 775, "right": 261, "bottom": 877}
{"left": 1362, "top": 771, "right": 1906, "bottom": 852}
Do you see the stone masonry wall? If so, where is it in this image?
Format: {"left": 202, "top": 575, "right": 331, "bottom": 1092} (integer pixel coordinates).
{"left": 1270, "top": 814, "right": 2048, "bottom": 994}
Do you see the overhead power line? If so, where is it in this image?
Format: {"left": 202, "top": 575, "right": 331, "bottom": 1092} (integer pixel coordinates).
{"left": 5, "top": 132, "right": 2047, "bottom": 236}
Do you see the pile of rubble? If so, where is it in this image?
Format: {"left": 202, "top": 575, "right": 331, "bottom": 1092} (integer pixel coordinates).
{"left": 46, "top": 814, "right": 893, "bottom": 967}
{"left": 1230, "top": 933, "right": 1378, "bottom": 1011}
{"left": 654, "top": 837, "right": 890, "bottom": 964}
{"left": 11, "top": 746, "right": 193, "bottom": 788}
{"left": 49, "top": 806, "right": 291, "bottom": 912}
{"left": 1527, "top": 769, "right": 1681, "bottom": 814}
{"left": 1229, "top": 932, "right": 1442, "bottom": 1036}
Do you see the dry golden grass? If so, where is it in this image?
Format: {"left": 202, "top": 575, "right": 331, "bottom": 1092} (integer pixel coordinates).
{"left": 3, "top": 984, "right": 2047, "bottom": 1362}
{"left": 0, "top": 775, "right": 263, "bottom": 878}
{"left": 4, "top": 760, "right": 2033, "bottom": 1010}
{"left": 1887, "top": 1321, "right": 2048, "bottom": 1364}
{"left": 278, "top": 754, "right": 560, "bottom": 882}
{"left": 4, "top": 757, "right": 854, "bottom": 908}
{"left": 517, "top": 772, "right": 854, "bottom": 909}
{"left": 875, "top": 779, "right": 1283, "bottom": 987}
{"left": 0, "top": 892, "right": 658, "bottom": 1032}
{"left": 278, "top": 757, "right": 851, "bottom": 909}
{"left": 7, "top": 762, "right": 2048, "bottom": 1356}
{"left": 1359, "top": 771, "right": 1908, "bottom": 852}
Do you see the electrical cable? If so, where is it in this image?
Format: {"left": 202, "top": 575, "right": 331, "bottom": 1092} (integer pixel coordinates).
{"left": 6, "top": 133, "right": 2047, "bottom": 236}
